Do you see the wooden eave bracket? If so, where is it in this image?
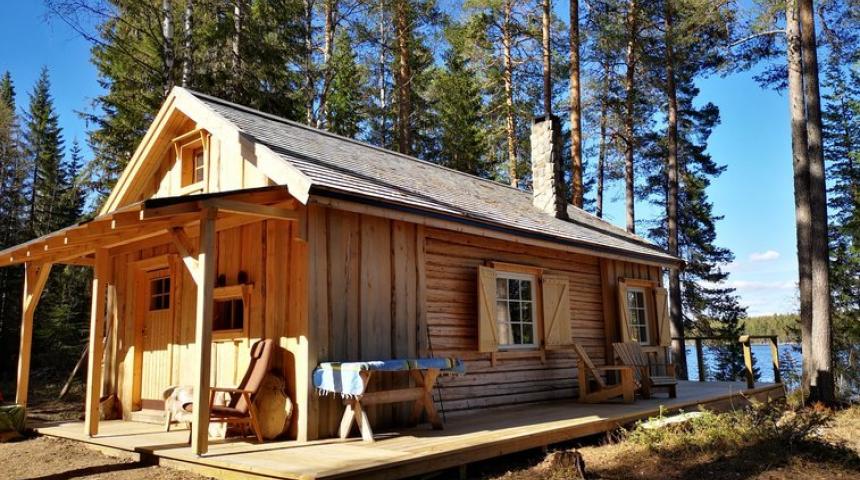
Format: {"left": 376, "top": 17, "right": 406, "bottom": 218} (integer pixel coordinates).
{"left": 169, "top": 227, "right": 201, "bottom": 284}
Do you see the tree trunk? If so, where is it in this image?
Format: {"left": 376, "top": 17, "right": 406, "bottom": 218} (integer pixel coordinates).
{"left": 162, "top": 0, "right": 174, "bottom": 96}
{"left": 503, "top": 0, "right": 518, "bottom": 187}
{"left": 623, "top": 0, "right": 637, "bottom": 234}
{"left": 318, "top": 0, "right": 337, "bottom": 129}
{"left": 541, "top": 0, "right": 552, "bottom": 117}
{"left": 232, "top": 0, "right": 243, "bottom": 99}
{"left": 395, "top": 0, "right": 412, "bottom": 155}
{"left": 786, "top": 0, "right": 814, "bottom": 395}
{"left": 569, "top": 0, "right": 583, "bottom": 207}
{"left": 378, "top": 1, "right": 388, "bottom": 146}
{"left": 664, "top": 0, "right": 687, "bottom": 380}
{"left": 596, "top": 58, "right": 609, "bottom": 218}
{"left": 303, "top": 0, "right": 314, "bottom": 125}
{"left": 181, "top": 0, "right": 193, "bottom": 87}
{"left": 799, "top": 0, "right": 834, "bottom": 404}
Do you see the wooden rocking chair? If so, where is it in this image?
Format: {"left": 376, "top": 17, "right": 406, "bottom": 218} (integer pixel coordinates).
{"left": 572, "top": 343, "right": 635, "bottom": 403}
{"left": 612, "top": 341, "right": 677, "bottom": 399}
{"left": 167, "top": 338, "right": 274, "bottom": 443}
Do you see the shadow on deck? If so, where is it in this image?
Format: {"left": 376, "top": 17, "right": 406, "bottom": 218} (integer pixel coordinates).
{"left": 35, "top": 381, "right": 785, "bottom": 480}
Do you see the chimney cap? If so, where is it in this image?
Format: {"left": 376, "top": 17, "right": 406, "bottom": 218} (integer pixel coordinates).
{"left": 533, "top": 114, "right": 560, "bottom": 125}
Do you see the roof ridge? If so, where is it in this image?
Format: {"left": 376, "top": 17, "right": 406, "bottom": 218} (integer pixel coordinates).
{"left": 183, "top": 88, "right": 663, "bottom": 253}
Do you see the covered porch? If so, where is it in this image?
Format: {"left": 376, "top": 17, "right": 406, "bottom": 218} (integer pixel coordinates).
{"left": 3, "top": 186, "right": 306, "bottom": 456}
{"left": 34, "top": 381, "right": 785, "bottom": 480}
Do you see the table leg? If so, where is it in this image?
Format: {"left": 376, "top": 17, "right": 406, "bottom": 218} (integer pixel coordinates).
{"left": 353, "top": 400, "right": 374, "bottom": 442}
{"left": 339, "top": 403, "right": 356, "bottom": 439}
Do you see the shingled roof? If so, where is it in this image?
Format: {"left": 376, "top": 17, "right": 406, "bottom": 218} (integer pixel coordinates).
{"left": 190, "top": 90, "right": 679, "bottom": 266}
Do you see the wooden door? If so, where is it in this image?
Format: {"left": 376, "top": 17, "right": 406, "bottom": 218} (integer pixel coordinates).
{"left": 140, "top": 268, "right": 174, "bottom": 409}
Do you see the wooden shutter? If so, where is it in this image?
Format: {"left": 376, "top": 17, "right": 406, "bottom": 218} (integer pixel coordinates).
{"left": 654, "top": 287, "right": 672, "bottom": 347}
{"left": 477, "top": 266, "right": 498, "bottom": 353}
{"left": 542, "top": 274, "right": 571, "bottom": 347}
{"left": 616, "top": 280, "right": 633, "bottom": 342}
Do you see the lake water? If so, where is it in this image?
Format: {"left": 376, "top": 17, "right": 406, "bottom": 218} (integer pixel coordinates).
{"left": 684, "top": 343, "right": 802, "bottom": 385}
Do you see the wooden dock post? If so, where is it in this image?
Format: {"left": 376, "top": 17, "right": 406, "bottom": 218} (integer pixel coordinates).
{"left": 769, "top": 336, "right": 781, "bottom": 384}
{"left": 695, "top": 338, "right": 705, "bottom": 382}
{"left": 740, "top": 335, "right": 754, "bottom": 389}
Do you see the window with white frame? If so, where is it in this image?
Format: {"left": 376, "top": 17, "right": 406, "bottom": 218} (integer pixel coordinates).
{"left": 494, "top": 272, "right": 537, "bottom": 347}
{"left": 626, "top": 288, "right": 650, "bottom": 344}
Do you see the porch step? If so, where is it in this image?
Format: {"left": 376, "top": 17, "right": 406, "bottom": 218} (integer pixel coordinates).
{"left": 128, "top": 409, "right": 165, "bottom": 425}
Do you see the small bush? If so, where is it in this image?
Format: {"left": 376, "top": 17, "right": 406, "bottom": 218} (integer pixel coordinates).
{"left": 626, "top": 400, "right": 832, "bottom": 455}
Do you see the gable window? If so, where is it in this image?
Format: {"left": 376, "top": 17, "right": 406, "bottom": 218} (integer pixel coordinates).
{"left": 495, "top": 272, "right": 537, "bottom": 348}
{"left": 192, "top": 148, "right": 205, "bottom": 183}
{"left": 149, "top": 276, "right": 171, "bottom": 311}
{"left": 174, "top": 129, "right": 209, "bottom": 191}
{"left": 626, "top": 287, "right": 650, "bottom": 345}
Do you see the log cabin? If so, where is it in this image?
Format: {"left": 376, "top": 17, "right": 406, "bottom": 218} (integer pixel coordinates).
{"left": 2, "top": 87, "right": 690, "bottom": 459}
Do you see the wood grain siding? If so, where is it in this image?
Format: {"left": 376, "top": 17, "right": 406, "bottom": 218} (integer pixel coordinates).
{"left": 111, "top": 219, "right": 293, "bottom": 419}
{"left": 599, "top": 258, "right": 663, "bottom": 359}
{"left": 307, "top": 206, "right": 421, "bottom": 437}
{"left": 424, "top": 228, "right": 608, "bottom": 413}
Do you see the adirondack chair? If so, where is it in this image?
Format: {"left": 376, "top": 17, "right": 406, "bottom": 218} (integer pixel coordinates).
{"left": 612, "top": 341, "right": 677, "bottom": 399}
{"left": 167, "top": 338, "right": 274, "bottom": 442}
{"left": 572, "top": 343, "right": 635, "bottom": 403}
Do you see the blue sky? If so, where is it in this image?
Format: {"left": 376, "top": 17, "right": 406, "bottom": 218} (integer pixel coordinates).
{"left": 1, "top": 2, "right": 799, "bottom": 316}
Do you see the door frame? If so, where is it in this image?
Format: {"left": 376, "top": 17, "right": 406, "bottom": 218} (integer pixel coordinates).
{"left": 130, "top": 254, "right": 176, "bottom": 411}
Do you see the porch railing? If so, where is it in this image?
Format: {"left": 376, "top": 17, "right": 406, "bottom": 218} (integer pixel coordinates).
{"left": 673, "top": 335, "right": 781, "bottom": 388}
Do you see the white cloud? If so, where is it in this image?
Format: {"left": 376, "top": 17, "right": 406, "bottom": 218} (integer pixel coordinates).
{"left": 727, "top": 280, "right": 795, "bottom": 291}
{"left": 749, "top": 250, "right": 780, "bottom": 262}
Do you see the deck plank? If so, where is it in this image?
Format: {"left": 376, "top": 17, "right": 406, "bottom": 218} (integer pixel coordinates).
{"left": 36, "top": 381, "right": 784, "bottom": 480}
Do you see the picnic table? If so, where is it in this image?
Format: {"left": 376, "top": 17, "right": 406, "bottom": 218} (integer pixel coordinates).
{"left": 313, "top": 358, "right": 464, "bottom": 442}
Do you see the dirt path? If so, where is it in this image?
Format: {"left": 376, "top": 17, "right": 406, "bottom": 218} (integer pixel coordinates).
{"left": 0, "top": 436, "right": 206, "bottom": 480}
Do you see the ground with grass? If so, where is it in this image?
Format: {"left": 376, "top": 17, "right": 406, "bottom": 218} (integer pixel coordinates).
{"left": 1, "top": 397, "right": 859, "bottom": 479}
{"left": 483, "top": 402, "right": 860, "bottom": 480}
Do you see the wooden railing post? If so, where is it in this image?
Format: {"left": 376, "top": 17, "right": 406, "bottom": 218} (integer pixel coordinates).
{"left": 695, "top": 338, "right": 705, "bottom": 382}
{"left": 739, "top": 335, "right": 754, "bottom": 389}
{"left": 769, "top": 336, "right": 781, "bottom": 384}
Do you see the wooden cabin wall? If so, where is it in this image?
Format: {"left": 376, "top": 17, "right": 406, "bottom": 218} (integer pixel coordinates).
{"left": 599, "top": 258, "right": 663, "bottom": 360}
{"left": 109, "top": 219, "right": 294, "bottom": 419}
{"left": 305, "top": 205, "right": 421, "bottom": 438}
{"left": 423, "top": 228, "right": 610, "bottom": 413}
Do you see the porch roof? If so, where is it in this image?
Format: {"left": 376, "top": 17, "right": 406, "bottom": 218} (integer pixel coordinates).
{"left": 0, "top": 186, "right": 295, "bottom": 267}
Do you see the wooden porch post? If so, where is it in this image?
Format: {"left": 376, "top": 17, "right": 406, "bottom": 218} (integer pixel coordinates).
{"left": 85, "top": 249, "right": 110, "bottom": 437}
{"left": 191, "top": 207, "right": 217, "bottom": 455}
{"left": 15, "top": 262, "right": 52, "bottom": 406}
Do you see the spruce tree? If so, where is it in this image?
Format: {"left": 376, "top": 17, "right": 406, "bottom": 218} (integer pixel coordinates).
{"left": 24, "top": 68, "right": 65, "bottom": 238}
{"left": 429, "top": 26, "right": 490, "bottom": 177}
{"left": 327, "top": 32, "right": 365, "bottom": 138}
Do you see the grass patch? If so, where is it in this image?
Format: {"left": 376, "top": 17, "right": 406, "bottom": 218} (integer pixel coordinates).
{"left": 489, "top": 401, "right": 860, "bottom": 480}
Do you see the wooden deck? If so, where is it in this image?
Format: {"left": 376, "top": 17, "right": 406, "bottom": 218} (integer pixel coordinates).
{"left": 36, "top": 381, "right": 784, "bottom": 480}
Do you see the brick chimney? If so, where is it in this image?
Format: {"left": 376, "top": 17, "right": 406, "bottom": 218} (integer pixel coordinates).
{"left": 530, "top": 115, "right": 568, "bottom": 220}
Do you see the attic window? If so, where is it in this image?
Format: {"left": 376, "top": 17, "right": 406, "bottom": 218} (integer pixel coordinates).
{"left": 173, "top": 129, "right": 210, "bottom": 191}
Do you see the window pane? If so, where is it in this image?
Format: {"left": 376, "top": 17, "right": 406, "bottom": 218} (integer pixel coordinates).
{"left": 521, "top": 302, "right": 533, "bottom": 324}
{"left": 496, "top": 301, "right": 509, "bottom": 323}
{"left": 496, "top": 278, "right": 507, "bottom": 299}
{"left": 509, "top": 302, "right": 521, "bottom": 323}
{"left": 520, "top": 280, "right": 531, "bottom": 300}
{"left": 497, "top": 316, "right": 513, "bottom": 345}
{"left": 509, "top": 279, "right": 520, "bottom": 299}
{"left": 512, "top": 323, "right": 522, "bottom": 345}
{"left": 521, "top": 323, "right": 534, "bottom": 344}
